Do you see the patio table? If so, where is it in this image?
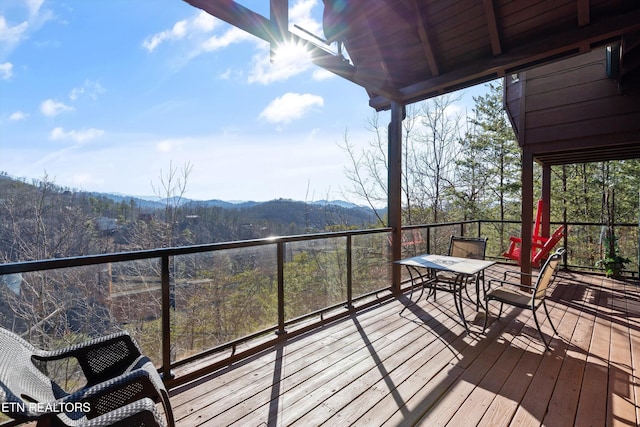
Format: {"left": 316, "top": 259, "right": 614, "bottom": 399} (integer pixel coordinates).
{"left": 396, "top": 254, "right": 496, "bottom": 331}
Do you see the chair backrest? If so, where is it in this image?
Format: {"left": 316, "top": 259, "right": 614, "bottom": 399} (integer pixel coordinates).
{"left": 533, "top": 199, "right": 544, "bottom": 238}
{"left": 448, "top": 236, "right": 488, "bottom": 260}
{"left": 532, "top": 225, "right": 566, "bottom": 266}
{"left": 534, "top": 247, "right": 565, "bottom": 300}
{"left": 0, "top": 327, "right": 65, "bottom": 420}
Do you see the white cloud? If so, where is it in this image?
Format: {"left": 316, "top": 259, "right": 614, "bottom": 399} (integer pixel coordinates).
{"left": 200, "top": 25, "right": 253, "bottom": 52}
{"left": 49, "top": 127, "right": 104, "bottom": 143}
{"left": 290, "top": 0, "right": 322, "bottom": 36}
{"left": 259, "top": 92, "right": 324, "bottom": 125}
{"left": 219, "top": 68, "right": 232, "bottom": 80}
{"left": 25, "top": 0, "right": 45, "bottom": 17}
{"left": 156, "top": 140, "right": 175, "bottom": 153}
{"left": 248, "top": 42, "right": 313, "bottom": 85}
{"left": 40, "top": 99, "right": 74, "bottom": 117}
{"left": 9, "top": 110, "right": 28, "bottom": 121}
{"left": 0, "top": 61, "right": 13, "bottom": 79}
{"left": 69, "top": 80, "right": 105, "bottom": 101}
{"left": 0, "top": 16, "right": 28, "bottom": 46}
{"left": 192, "top": 10, "right": 217, "bottom": 32}
{"left": 0, "top": 4, "right": 52, "bottom": 61}
{"left": 142, "top": 11, "right": 218, "bottom": 52}
{"left": 143, "top": 19, "right": 188, "bottom": 52}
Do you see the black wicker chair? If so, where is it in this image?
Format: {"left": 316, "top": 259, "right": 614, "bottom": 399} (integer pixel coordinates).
{"left": 0, "top": 328, "right": 175, "bottom": 426}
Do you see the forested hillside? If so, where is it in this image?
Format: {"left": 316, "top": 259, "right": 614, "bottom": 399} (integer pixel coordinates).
{"left": 0, "top": 171, "right": 390, "bottom": 371}
{"left": 0, "top": 172, "right": 382, "bottom": 263}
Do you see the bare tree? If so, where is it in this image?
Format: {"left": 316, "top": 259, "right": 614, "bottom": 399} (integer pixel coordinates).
{"left": 152, "top": 161, "right": 194, "bottom": 248}
{"left": 412, "top": 93, "right": 463, "bottom": 223}
{"left": 340, "top": 119, "right": 388, "bottom": 226}
{"left": 341, "top": 93, "right": 464, "bottom": 225}
{"left": 0, "top": 175, "right": 116, "bottom": 351}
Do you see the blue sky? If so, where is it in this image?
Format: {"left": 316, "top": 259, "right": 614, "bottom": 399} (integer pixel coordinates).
{"left": 1, "top": 0, "right": 485, "bottom": 203}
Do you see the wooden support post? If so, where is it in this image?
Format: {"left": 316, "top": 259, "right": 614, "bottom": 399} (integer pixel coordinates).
{"left": 521, "top": 148, "right": 534, "bottom": 285}
{"left": 388, "top": 102, "right": 404, "bottom": 294}
{"left": 542, "top": 164, "right": 551, "bottom": 238}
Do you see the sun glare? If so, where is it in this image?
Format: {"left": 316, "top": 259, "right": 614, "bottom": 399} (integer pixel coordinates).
{"left": 271, "top": 40, "right": 312, "bottom": 66}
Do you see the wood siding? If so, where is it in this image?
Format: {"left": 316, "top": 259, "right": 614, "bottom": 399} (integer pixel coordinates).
{"left": 505, "top": 47, "right": 640, "bottom": 165}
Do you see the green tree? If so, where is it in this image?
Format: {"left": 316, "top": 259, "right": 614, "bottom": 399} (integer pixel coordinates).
{"left": 457, "top": 82, "right": 520, "bottom": 247}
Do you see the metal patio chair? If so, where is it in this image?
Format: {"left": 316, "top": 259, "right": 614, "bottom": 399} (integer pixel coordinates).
{"left": 0, "top": 328, "right": 175, "bottom": 426}
{"left": 414, "top": 236, "right": 489, "bottom": 330}
{"left": 483, "top": 247, "right": 566, "bottom": 351}
{"left": 436, "top": 236, "right": 489, "bottom": 307}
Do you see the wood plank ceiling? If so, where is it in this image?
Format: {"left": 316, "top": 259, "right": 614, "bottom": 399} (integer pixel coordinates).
{"left": 184, "top": 0, "right": 640, "bottom": 111}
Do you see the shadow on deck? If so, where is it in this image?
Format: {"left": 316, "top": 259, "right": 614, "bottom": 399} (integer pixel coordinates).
{"left": 168, "top": 265, "right": 640, "bottom": 426}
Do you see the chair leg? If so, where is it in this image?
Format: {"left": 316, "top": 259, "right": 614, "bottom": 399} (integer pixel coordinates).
{"left": 483, "top": 300, "right": 490, "bottom": 333}
{"left": 454, "top": 286, "right": 468, "bottom": 332}
{"left": 400, "top": 267, "right": 425, "bottom": 315}
{"left": 400, "top": 285, "right": 420, "bottom": 315}
{"left": 532, "top": 309, "right": 551, "bottom": 351}
{"left": 483, "top": 299, "right": 505, "bottom": 333}
{"left": 425, "top": 283, "right": 435, "bottom": 300}
{"left": 160, "top": 389, "right": 176, "bottom": 427}
{"left": 463, "top": 276, "right": 473, "bottom": 304}
{"left": 543, "top": 300, "right": 558, "bottom": 336}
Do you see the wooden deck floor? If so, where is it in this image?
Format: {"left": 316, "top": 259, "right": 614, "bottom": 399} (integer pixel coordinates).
{"left": 169, "top": 265, "right": 640, "bottom": 426}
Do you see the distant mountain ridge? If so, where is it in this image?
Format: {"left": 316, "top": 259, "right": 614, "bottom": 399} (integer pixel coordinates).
{"left": 94, "top": 193, "right": 385, "bottom": 231}
{"left": 96, "top": 193, "right": 371, "bottom": 211}
{"left": 0, "top": 173, "right": 385, "bottom": 236}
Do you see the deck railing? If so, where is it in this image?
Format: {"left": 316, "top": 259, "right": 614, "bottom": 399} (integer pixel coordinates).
{"left": 0, "top": 219, "right": 637, "bottom": 388}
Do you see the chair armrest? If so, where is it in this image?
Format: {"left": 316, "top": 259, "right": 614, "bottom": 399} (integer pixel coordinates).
{"left": 33, "top": 332, "right": 143, "bottom": 385}
{"left": 85, "top": 398, "right": 166, "bottom": 427}
{"left": 503, "top": 270, "right": 535, "bottom": 280}
{"left": 61, "top": 368, "right": 164, "bottom": 419}
{"left": 488, "top": 278, "right": 536, "bottom": 292}
{"left": 0, "top": 369, "right": 160, "bottom": 420}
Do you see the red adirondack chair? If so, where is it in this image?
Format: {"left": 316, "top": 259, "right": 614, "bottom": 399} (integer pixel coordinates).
{"left": 503, "top": 199, "right": 566, "bottom": 267}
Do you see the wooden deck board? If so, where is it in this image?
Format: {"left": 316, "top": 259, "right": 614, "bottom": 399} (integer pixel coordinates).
{"left": 544, "top": 278, "right": 593, "bottom": 426}
{"left": 607, "top": 279, "right": 637, "bottom": 427}
{"left": 167, "top": 266, "right": 640, "bottom": 427}
{"left": 625, "top": 280, "right": 640, "bottom": 427}
{"left": 575, "top": 275, "right": 611, "bottom": 427}
{"left": 293, "top": 305, "right": 463, "bottom": 426}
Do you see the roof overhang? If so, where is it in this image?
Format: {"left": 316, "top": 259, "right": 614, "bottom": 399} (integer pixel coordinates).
{"left": 184, "top": 1, "right": 640, "bottom": 111}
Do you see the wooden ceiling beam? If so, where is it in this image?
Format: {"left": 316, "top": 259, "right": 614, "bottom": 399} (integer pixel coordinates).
{"left": 270, "top": 0, "right": 288, "bottom": 41}
{"left": 355, "top": 2, "right": 395, "bottom": 87}
{"left": 483, "top": 0, "right": 502, "bottom": 56}
{"left": 370, "top": 8, "right": 640, "bottom": 110}
{"left": 411, "top": 0, "right": 440, "bottom": 76}
{"left": 577, "top": 0, "right": 590, "bottom": 27}
{"left": 183, "top": 0, "right": 274, "bottom": 42}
